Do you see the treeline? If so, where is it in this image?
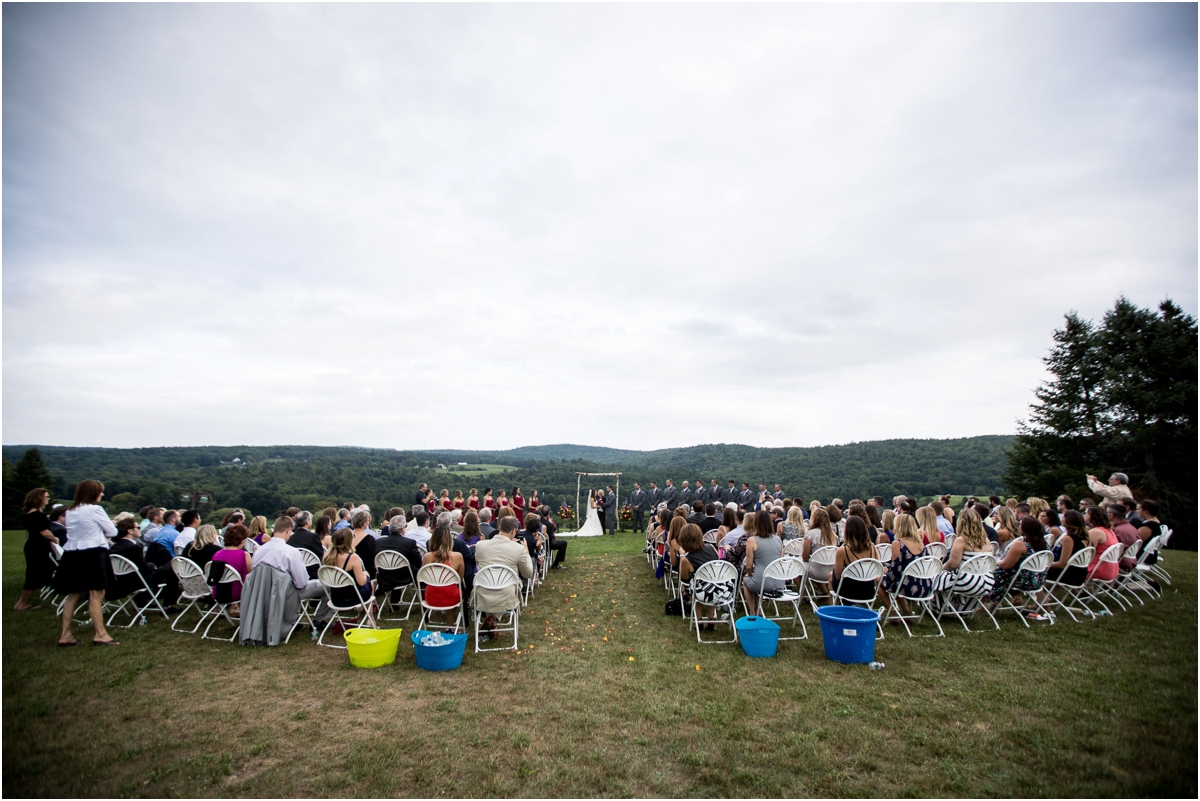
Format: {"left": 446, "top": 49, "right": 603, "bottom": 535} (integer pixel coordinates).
{"left": 2, "top": 437, "right": 1013, "bottom": 525}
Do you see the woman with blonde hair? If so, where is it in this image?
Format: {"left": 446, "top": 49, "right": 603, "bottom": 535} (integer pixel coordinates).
{"left": 878, "top": 509, "right": 897, "bottom": 545}
{"left": 916, "top": 506, "right": 944, "bottom": 545}
{"left": 993, "top": 506, "right": 1018, "bottom": 545}
{"left": 781, "top": 505, "right": 805, "bottom": 542}
{"left": 1027, "top": 497, "right": 1050, "bottom": 518}
{"left": 880, "top": 513, "right": 930, "bottom": 616}
{"left": 248, "top": 515, "right": 270, "bottom": 546}
{"left": 182, "top": 524, "right": 221, "bottom": 571}
{"left": 933, "top": 507, "right": 994, "bottom": 600}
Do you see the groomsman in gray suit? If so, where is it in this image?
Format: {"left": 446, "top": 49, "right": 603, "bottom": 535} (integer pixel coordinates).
{"left": 739, "top": 483, "right": 755, "bottom": 511}
{"left": 773, "top": 484, "right": 785, "bottom": 502}
{"left": 664, "top": 479, "right": 680, "bottom": 511}
{"left": 723, "top": 480, "right": 738, "bottom": 505}
{"left": 709, "top": 479, "right": 722, "bottom": 506}
{"left": 679, "top": 481, "right": 693, "bottom": 508}
{"left": 628, "top": 483, "right": 648, "bottom": 535}
{"left": 648, "top": 481, "right": 663, "bottom": 510}
{"left": 693, "top": 481, "right": 707, "bottom": 506}
{"left": 604, "top": 486, "right": 617, "bottom": 535}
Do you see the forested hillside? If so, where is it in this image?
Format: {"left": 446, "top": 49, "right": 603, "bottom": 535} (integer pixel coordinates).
{"left": 3, "top": 437, "right": 1013, "bottom": 524}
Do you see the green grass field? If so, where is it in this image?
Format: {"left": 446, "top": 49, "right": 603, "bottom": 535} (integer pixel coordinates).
{"left": 438, "top": 464, "right": 520, "bottom": 476}
{"left": 2, "top": 530, "right": 1195, "bottom": 797}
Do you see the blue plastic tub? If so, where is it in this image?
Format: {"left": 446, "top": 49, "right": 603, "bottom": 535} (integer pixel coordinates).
{"left": 735, "top": 615, "right": 781, "bottom": 658}
{"left": 814, "top": 606, "right": 880, "bottom": 664}
{"left": 411, "top": 630, "right": 468, "bottom": 671}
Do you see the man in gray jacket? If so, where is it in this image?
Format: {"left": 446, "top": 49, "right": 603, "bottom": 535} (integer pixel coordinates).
{"left": 628, "top": 483, "right": 648, "bottom": 536}
{"left": 664, "top": 479, "right": 680, "bottom": 511}
{"left": 723, "top": 480, "right": 738, "bottom": 505}
{"left": 680, "top": 481, "right": 693, "bottom": 508}
{"left": 648, "top": 481, "right": 663, "bottom": 510}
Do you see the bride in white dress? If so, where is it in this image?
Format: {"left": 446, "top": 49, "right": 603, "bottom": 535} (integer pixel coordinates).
{"left": 566, "top": 490, "right": 605, "bottom": 537}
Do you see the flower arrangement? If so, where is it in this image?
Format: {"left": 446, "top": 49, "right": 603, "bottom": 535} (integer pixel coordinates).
{"left": 559, "top": 502, "right": 574, "bottom": 521}
{"left": 619, "top": 503, "right": 633, "bottom": 521}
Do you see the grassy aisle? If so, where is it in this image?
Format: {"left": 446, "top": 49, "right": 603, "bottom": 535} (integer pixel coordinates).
{"left": 2, "top": 530, "right": 1196, "bottom": 797}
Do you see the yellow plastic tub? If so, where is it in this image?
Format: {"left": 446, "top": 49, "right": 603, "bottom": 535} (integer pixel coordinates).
{"left": 343, "top": 627, "right": 402, "bottom": 668}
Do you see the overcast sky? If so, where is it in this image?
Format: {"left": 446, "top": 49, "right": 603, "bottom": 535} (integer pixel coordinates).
{"left": 3, "top": 3, "right": 1196, "bottom": 452}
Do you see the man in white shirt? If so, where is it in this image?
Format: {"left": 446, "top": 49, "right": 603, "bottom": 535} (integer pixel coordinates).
{"left": 251, "top": 516, "right": 324, "bottom": 600}
{"left": 405, "top": 509, "right": 432, "bottom": 549}
{"left": 173, "top": 510, "right": 201, "bottom": 555}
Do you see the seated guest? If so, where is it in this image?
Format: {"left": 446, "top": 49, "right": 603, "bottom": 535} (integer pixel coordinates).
{"left": 991, "top": 505, "right": 1017, "bottom": 545}
{"left": 109, "top": 516, "right": 181, "bottom": 609}
{"left": 1084, "top": 506, "right": 1119, "bottom": 582}
{"left": 322, "top": 528, "right": 373, "bottom": 608}
{"left": 666, "top": 517, "right": 688, "bottom": 569}
{"left": 830, "top": 516, "right": 879, "bottom": 603}
{"left": 880, "top": 513, "right": 930, "bottom": 616}
{"left": 877, "top": 510, "right": 897, "bottom": 545}
{"left": 519, "top": 513, "right": 544, "bottom": 567}
{"left": 406, "top": 509, "right": 433, "bottom": 550}
{"left": 288, "top": 512, "right": 324, "bottom": 563}
{"left": 248, "top": 515, "right": 271, "bottom": 546}
{"left": 333, "top": 508, "right": 352, "bottom": 531}
{"left": 174, "top": 510, "right": 201, "bottom": 555}
{"left": 474, "top": 516, "right": 534, "bottom": 631}
{"left": 459, "top": 511, "right": 484, "bottom": 547}
{"left": 421, "top": 524, "right": 465, "bottom": 622}
{"left": 1108, "top": 505, "right": 1141, "bottom": 570}
{"left": 1039, "top": 508, "right": 1064, "bottom": 549}
{"left": 350, "top": 510, "right": 378, "bottom": 578}
{"left": 377, "top": 514, "right": 422, "bottom": 583}
{"left": 449, "top": 509, "right": 464, "bottom": 535}
{"left": 988, "top": 515, "right": 1049, "bottom": 605}
{"left": 802, "top": 507, "right": 838, "bottom": 592}
{"left": 219, "top": 510, "right": 245, "bottom": 536}
{"left": 741, "top": 511, "right": 783, "bottom": 615}
{"left": 140, "top": 507, "right": 164, "bottom": 545}
{"left": 916, "top": 506, "right": 944, "bottom": 545}
{"left": 827, "top": 504, "right": 845, "bottom": 542}
{"left": 251, "top": 516, "right": 325, "bottom": 601}
{"left": 699, "top": 504, "right": 722, "bottom": 535}
{"left": 539, "top": 508, "right": 567, "bottom": 569}
{"left": 932, "top": 508, "right": 995, "bottom": 602}
{"left": 211, "top": 524, "right": 253, "bottom": 605}
{"left": 314, "top": 515, "right": 333, "bottom": 551}
{"left": 48, "top": 503, "right": 68, "bottom": 549}
{"left": 1043, "top": 510, "right": 1088, "bottom": 587}
{"left": 477, "top": 508, "right": 496, "bottom": 540}
{"left": 863, "top": 504, "right": 882, "bottom": 539}
{"left": 677, "top": 523, "right": 718, "bottom": 627}
{"left": 930, "top": 501, "right": 955, "bottom": 539}
{"left": 719, "top": 508, "right": 744, "bottom": 549}
{"left": 686, "top": 501, "right": 705, "bottom": 525}
{"left": 182, "top": 524, "right": 221, "bottom": 571}
{"left": 152, "top": 510, "right": 183, "bottom": 555}
{"left": 378, "top": 508, "right": 403, "bottom": 537}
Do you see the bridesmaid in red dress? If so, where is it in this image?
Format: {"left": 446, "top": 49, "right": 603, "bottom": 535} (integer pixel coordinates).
{"left": 496, "top": 491, "right": 509, "bottom": 514}
{"left": 452, "top": 490, "right": 465, "bottom": 513}
{"left": 512, "top": 486, "right": 526, "bottom": 526}
{"left": 528, "top": 489, "right": 540, "bottom": 515}
{"left": 439, "top": 490, "right": 452, "bottom": 511}
{"left": 467, "top": 489, "right": 480, "bottom": 512}
{"left": 425, "top": 493, "right": 437, "bottom": 517}
{"left": 483, "top": 488, "right": 495, "bottom": 511}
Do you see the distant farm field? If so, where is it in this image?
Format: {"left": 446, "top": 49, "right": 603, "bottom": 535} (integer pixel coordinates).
{"left": 2, "top": 531, "right": 1195, "bottom": 797}
{"left": 440, "top": 464, "right": 520, "bottom": 476}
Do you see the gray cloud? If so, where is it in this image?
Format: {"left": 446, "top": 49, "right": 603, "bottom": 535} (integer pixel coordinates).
{"left": 3, "top": 3, "right": 1195, "bottom": 450}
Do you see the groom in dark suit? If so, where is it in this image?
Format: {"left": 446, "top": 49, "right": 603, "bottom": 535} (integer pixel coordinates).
{"left": 604, "top": 486, "right": 617, "bottom": 535}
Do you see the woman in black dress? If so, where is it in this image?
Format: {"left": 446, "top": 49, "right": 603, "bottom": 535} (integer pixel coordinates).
{"left": 15, "top": 488, "right": 59, "bottom": 610}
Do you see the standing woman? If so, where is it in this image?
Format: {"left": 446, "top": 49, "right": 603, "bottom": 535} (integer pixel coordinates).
{"left": 496, "top": 490, "right": 510, "bottom": 512}
{"left": 439, "top": 489, "right": 452, "bottom": 511}
{"left": 15, "top": 488, "right": 59, "bottom": 610}
{"left": 528, "top": 489, "right": 540, "bottom": 515}
{"left": 483, "top": 488, "right": 495, "bottom": 512}
{"left": 452, "top": 490, "right": 465, "bottom": 513}
{"left": 467, "top": 489, "right": 480, "bottom": 512}
{"left": 511, "top": 486, "right": 526, "bottom": 526}
{"left": 54, "top": 480, "right": 119, "bottom": 646}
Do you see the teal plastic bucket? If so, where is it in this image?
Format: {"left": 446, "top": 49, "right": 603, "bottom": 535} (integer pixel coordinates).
{"left": 814, "top": 606, "right": 879, "bottom": 663}
{"left": 411, "top": 630, "right": 468, "bottom": 671}
{"left": 735, "top": 615, "right": 781, "bottom": 657}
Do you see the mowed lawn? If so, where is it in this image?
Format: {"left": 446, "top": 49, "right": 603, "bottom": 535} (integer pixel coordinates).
{"left": 2, "top": 530, "right": 1196, "bottom": 798}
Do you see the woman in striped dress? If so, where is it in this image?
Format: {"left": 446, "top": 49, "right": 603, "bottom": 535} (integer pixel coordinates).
{"left": 933, "top": 508, "right": 995, "bottom": 609}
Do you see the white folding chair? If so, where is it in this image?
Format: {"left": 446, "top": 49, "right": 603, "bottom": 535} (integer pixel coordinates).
{"left": 415, "top": 562, "right": 464, "bottom": 634}
{"left": 802, "top": 546, "right": 838, "bottom": 613}
{"left": 753, "top": 557, "right": 807, "bottom": 640}
{"left": 881, "top": 556, "right": 945, "bottom": 638}
{"left": 1083, "top": 543, "right": 1125, "bottom": 613}
{"left": 170, "top": 557, "right": 214, "bottom": 634}
{"left": 782, "top": 539, "right": 805, "bottom": 558}
{"left": 1041, "top": 546, "right": 1097, "bottom": 622}
{"left": 874, "top": 543, "right": 893, "bottom": 562}
{"left": 373, "top": 550, "right": 419, "bottom": 621}
{"left": 829, "top": 558, "right": 886, "bottom": 639}
{"left": 1121, "top": 537, "right": 1162, "bottom": 601}
{"left": 994, "top": 550, "right": 1054, "bottom": 627}
{"left": 202, "top": 562, "right": 243, "bottom": 642}
{"left": 1146, "top": 528, "right": 1172, "bottom": 585}
{"left": 935, "top": 554, "right": 999, "bottom": 632}
{"left": 688, "top": 560, "right": 739, "bottom": 644}
{"left": 472, "top": 564, "right": 521, "bottom": 652}
{"left": 703, "top": 530, "right": 720, "bottom": 549}
{"left": 924, "top": 541, "right": 948, "bottom": 561}
{"left": 106, "top": 554, "right": 170, "bottom": 628}
{"left": 316, "top": 564, "right": 378, "bottom": 648}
